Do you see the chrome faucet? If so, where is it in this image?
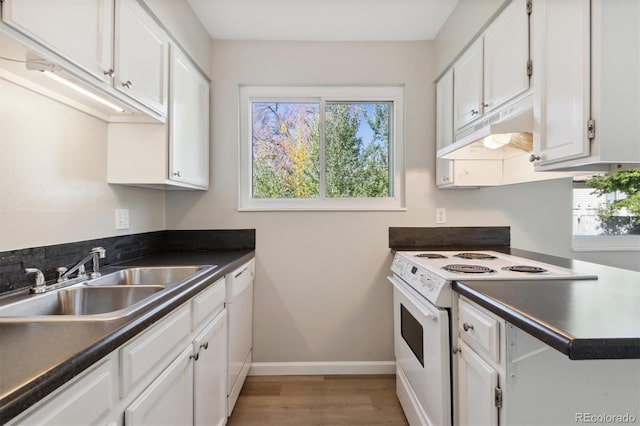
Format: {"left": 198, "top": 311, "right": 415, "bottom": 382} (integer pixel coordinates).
{"left": 24, "top": 247, "right": 106, "bottom": 294}
{"left": 59, "top": 247, "right": 106, "bottom": 282}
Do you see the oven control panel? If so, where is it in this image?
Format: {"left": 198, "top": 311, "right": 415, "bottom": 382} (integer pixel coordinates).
{"left": 391, "top": 253, "right": 451, "bottom": 307}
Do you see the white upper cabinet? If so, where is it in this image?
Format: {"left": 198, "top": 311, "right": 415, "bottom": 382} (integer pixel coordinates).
{"left": 1, "top": 0, "right": 114, "bottom": 84}
{"left": 453, "top": 0, "right": 530, "bottom": 133}
{"left": 107, "top": 44, "right": 210, "bottom": 190}
{"left": 436, "top": 69, "right": 455, "bottom": 187}
{"left": 532, "top": 0, "right": 640, "bottom": 170}
{"left": 532, "top": 0, "right": 591, "bottom": 167}
{"left": 1, "top": 0, "right": 169, "bottom": 120}
{"left": 483, "top": 0, "right": 530, "bottom": 114}
{"left": 453, "top": 39, "right": 483, "bottom": 131}
{"left": 114, "top": 0, "right": 169, "bottom": 116}
{"left": 169, "top": 46, "right": 210, "bottom": 188}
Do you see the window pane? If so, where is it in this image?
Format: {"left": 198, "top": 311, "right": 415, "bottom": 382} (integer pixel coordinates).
{"left": 325, "top": 102, "right": 392, "bottom": 198}
{"left": 572, "top": 170, "right": 640, "bottom": 236}
{"left": 252, "top": 102, "right": 320, "bottom": 198}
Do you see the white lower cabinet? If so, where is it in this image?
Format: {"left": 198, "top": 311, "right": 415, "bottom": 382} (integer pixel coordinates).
{"left": 455, "top": 296, "right": 640, "bottom": 426}
{"left": 193, "top": 311, "right": 228, "bottom": 426}
{"left": 125, "top": 346, "right": 194, "bottom": 426}
{"left": 6, "top": 356, "right": 117, "bottom": 426}
{"left": 457, "top": 340, "right": 498, "bottom": 426}
{"left": 7, "top": 277, "right": 230, "bottom": 426}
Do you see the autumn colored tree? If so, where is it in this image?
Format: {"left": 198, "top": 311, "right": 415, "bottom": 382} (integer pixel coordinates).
{"left": 252, "top": 102, "right": 319, "bottom": 198}
{"left": 251, "top": 101, "right": 390, "bottom": 199}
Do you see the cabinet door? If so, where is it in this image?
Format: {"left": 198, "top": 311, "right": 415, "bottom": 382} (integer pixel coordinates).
{"left": 457, "top": 341, "right": 499, "bottom": 426}
{"left": 436, "top": 69, "right": 454, "bottom": 150}
{"left": 453, "top": 39, "right": 483, "bottom": 130}
{"left": 436, "top": 69, "right": 455, "bottom": 186}
{"left": 193, "top": 310, "right": 228, "bottom": 426}
{"left": 8, "top": 357, "right": 116, "bottom": 426}
{"left": 169, "top": 46, "right": 210, "bottom": 188}
{"left": 483, "top": 0, "right": 530, "bottom": 114}
{"left": 114, "top": 0, "right": 169, "bottom": 116}
{"left": 2, "top": 0, "right": 114, "bottom": 84}
{"left": 125, "top": 346, "right": 194, "bottom": 426}
{"left": 532, "top": 0, "right": 591, "bottom": 166}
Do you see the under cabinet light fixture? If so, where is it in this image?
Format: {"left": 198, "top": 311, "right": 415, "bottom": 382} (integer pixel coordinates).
{"left": 42, "top": 71, "right": 126, "bottom": 113}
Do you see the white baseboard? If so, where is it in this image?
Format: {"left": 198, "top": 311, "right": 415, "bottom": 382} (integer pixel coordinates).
{"left": 248, "top": 361, "right": 397, "bottom": 376}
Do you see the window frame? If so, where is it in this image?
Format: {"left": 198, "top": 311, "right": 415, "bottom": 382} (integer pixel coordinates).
{"left": 238, "top": 85, "right": 406, "bottom": 211}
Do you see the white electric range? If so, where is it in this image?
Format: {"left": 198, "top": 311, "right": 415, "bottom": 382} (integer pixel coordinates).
{"left": 388, "top": 250, "right": 597, "bottom": 426}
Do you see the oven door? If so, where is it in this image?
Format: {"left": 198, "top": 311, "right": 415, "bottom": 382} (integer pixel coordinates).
{"left": 389, "top": 274, "right": 451, "bottom": 426}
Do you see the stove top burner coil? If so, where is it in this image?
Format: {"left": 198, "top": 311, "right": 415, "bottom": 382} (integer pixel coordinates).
{"left": 502, "top": 265, "right": 549, "bottom": 274}
{"left": 454, "top": 252, "right": 498, "bottom": 260}
{"left": 443, "top": 264, "right": 496, "bottom": 274}
{"left": 415, "top": 253, "right": 448, "bottom": 259}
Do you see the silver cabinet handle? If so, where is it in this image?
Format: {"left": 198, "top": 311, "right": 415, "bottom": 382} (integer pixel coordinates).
{"left": 103, "top": 69, "right": 114, "bottom": 77}
{"left": 463, "top": 322, "right": 474, "bottom": 332}
{"left": 529, "top": 154, "right": 541, "bottom": 163}
{"left": 190, "top": 352, "right": 200, "bottom": 361}
{"left": 173, "top": 171, "right": 181, "bottom": 178}
{"left": 482, "top": 103, "right": 489, "bottom": 108}
{"left": 471, "top": 109, "right": 479, "bottom": 116}
{"left": 200, "top": 342, "right": 209, "bottom": 351}
{"left": 453, "top": 347, "right": 462, "bottom": 354}
{"left": 122, "top": 80, "right": 132, "bottom": 88}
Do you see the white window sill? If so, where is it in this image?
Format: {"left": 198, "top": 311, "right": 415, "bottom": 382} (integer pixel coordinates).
{"left": 572, "top": 235, "right": 640, "bottom": 252}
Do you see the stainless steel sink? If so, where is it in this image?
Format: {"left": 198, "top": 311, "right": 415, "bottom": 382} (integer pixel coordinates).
{"left": 0, "top": 265, "right": 214, "bottom": 321}
{"left": 86, "top": 266, "right": 206, "bottom": 287}
{"left": 0, "top": 286, "right": 165, "bottom": 317}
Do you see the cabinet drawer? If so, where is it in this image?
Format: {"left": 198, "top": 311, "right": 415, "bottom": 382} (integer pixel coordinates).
{"left": 192, "top": 277, "right": 225, "bottom": 331}
{"left": 120, "top": 304, "right": 191, "bottom": 396}
{"left": 459, "top": 298, "right": 500, "bottom": 362}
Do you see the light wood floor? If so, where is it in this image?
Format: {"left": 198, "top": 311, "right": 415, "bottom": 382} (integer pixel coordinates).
{"left": 227, "top": 375, "right": 409, "bottom": 426}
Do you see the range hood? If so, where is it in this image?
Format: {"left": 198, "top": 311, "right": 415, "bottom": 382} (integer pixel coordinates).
{"left": 438, "top": 93, "right": 534, "bottom": 160}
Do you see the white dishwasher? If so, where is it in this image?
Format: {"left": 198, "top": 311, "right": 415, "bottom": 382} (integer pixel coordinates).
{"left": 225, "top": 258, "right": 255, "bottom": 416}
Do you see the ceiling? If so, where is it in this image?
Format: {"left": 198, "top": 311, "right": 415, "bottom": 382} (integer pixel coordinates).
{"left": 186, "top": 0, "right": 460, "bottom": 41}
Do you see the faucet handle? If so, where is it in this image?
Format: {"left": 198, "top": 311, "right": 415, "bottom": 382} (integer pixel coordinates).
{"left": 92, "top": 247, "right": 106, "bottom": 258}
{"left": 56, "top": 267, "right": 68, "bottom": 281}
{"left": 77, "top": 264, "right": 87, "bottom": 278}
{"left": 25, "top": 268, "right": 46, "bottom": 292}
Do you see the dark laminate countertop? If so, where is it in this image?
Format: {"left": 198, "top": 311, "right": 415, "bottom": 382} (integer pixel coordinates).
{"left": 453, "top": 248, "right": 640, "bottom": 360}
{"left": 0, "top": 250, "right": 254, "bottom": 424}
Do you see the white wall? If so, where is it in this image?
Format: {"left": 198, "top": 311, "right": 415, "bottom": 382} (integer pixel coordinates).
{"left": 0, "top": 79, "right": 166, "bottom": 251}
{"left": 165, "top": 39, "right": 638, "bottom": 367}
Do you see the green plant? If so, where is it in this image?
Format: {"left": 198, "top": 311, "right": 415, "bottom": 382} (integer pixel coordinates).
{"left": 586, "top": 169, "right": 640, "bottom": 234}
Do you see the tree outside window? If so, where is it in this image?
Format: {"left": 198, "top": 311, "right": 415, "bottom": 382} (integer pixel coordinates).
{"left": 573, "top": 169, "right": 640, "bottom": 236}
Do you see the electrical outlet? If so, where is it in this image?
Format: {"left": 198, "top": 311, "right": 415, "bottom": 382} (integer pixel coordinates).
{"left": 115, "top": 209, "right": 130, "bottom": 230}
{"left": 436, "top": 208, "right": 447, "bottom": 224}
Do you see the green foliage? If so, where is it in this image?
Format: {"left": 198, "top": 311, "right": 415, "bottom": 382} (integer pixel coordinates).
{"left": 585, "top": 169, "right": 640, "bottom": 234}
{"left": 325, "top": 103, "right": 389, "bottom": 198}
{"left": 252, "top": 101, "right": 390, "bottom": 200}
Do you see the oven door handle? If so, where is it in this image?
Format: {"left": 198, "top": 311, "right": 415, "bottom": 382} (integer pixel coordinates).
{"left": 387, "top": 275, "right": 440, "bottom": 321}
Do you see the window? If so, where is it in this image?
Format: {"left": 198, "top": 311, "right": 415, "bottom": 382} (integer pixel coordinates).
{"left": 572, "top": 169, "right": 640, "bottom": 251}
{"left": 239, "top": 86, "right": 405, "bottom": 211}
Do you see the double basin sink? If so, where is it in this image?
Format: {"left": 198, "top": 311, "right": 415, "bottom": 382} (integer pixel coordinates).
{"left": 0, "top": 266, "right": 214, "bottom": 320}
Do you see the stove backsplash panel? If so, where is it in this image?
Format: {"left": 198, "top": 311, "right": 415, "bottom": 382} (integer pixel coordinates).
{"left": 389, "top": 226, "right": 510, "bottom": 251}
